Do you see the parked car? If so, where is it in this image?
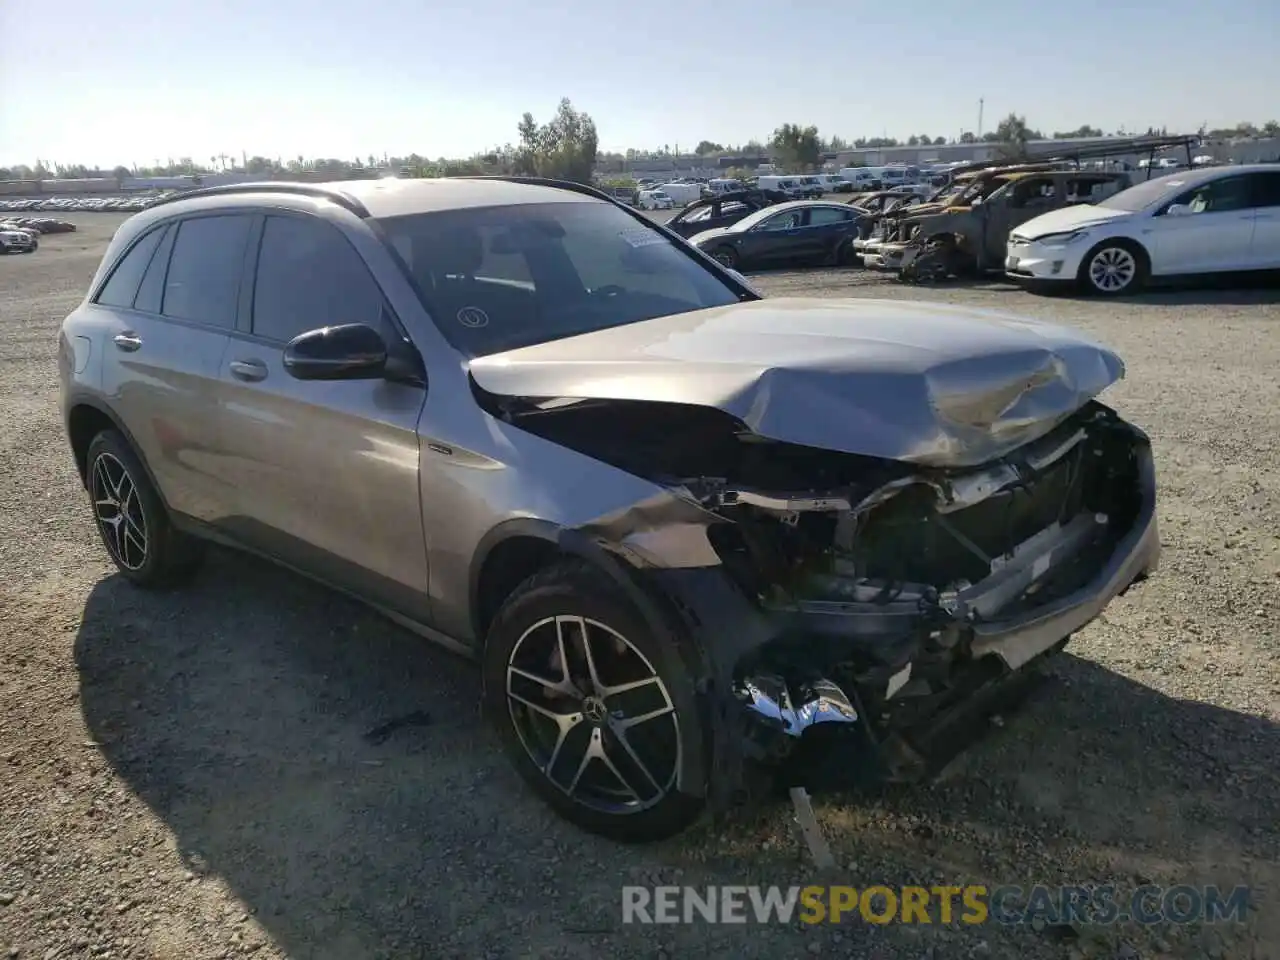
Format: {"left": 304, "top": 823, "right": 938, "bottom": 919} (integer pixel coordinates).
{"left": 59, "top": 177, "right": 1159, "bottom": 842}
{"left": 1007, "top": 164, "right": 1280, "bottom": 295}
{"left": 687, "top": 200, "right": 866, "bottom": 270}
{"left": 638, "top": 190, "right": 674, "bottom": 211}
{"left": 0, "top": 224, "right": 38, "bottom": 253}
{"left": 664, "top": 190, "right": 784, "bottom": 239}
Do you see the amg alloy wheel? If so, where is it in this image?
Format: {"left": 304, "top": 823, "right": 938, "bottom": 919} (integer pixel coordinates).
{"left": 507, "top": 615, "right": 679, "bottom": 815}
{"left": 484, "top": 561, "right": 705, "bottom": 841}
{"left": 84, "top": 430, "right": 204, "bottom": 588}
{"left": 1081, "top": 241, "right": 1145, "bottom": 295}
{"left": 91, "top": 450, "right": 148, "bottom": 571}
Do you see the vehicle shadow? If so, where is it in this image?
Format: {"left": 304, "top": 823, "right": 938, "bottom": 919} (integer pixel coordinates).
{"left": 76, "top": 556, "right": 1280, "bottom": 958}
{"left": 947, "top": 270, "right": 1280, "bottom": 306}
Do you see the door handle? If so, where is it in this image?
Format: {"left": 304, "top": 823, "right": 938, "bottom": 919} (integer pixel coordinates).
{"left": 112, "top": 332, "right": 142, "bottom": 352}
{"left": 229, "top": 359, "right": 268, "bottom": 382}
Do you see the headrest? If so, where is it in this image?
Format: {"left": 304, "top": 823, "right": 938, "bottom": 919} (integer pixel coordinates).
{"left": 411, "top": 227, "right": 484, "bottom": 279}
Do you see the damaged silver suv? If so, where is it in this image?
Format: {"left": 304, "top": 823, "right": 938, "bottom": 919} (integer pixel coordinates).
{"left": 59, "top": 177, "right": 1159, "bottom": 842}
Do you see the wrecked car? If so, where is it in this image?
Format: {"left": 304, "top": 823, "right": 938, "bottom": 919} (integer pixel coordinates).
{"left": 61, "top": 176, "right": 1159, "bottom": 843}
{"left": 664, "top": 189, "right": 787, "bottom": 239}
{"left": 863, "top": 168, "right": 1132, "bottom": 281}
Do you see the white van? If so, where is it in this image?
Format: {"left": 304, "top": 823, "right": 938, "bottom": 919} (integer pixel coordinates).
{"left": 707, "top": 178, "right": 745, "bottom": 195}
{"left": 638, "top": 190, "right": 673, "bottom": 211}
{"left": 838, "top": 167, "right": 880, "bottom": 190}
{"left": 756, "top": 175, "right": 805, "bottom": 198}
{"left": 658, "top": 182, "right": 703, "bottom": 206}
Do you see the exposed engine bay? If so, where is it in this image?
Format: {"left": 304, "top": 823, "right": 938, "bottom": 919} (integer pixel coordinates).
{"left": 481, "top": 385, "right": 1154, "bottom": 792}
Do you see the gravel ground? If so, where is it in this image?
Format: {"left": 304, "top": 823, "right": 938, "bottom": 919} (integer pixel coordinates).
{"left": 1, "top": 214, "right": 1278, "bottom": 960}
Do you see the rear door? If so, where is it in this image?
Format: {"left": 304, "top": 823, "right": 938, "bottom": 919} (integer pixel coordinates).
{"left": 214, "top": 211, "right": 431, "bottom": 620}
{"left": 799, "top": 205, "right": 858, "bottom": 261}
{"left": 98, "top": 214, "right": 250, "bottom": 524}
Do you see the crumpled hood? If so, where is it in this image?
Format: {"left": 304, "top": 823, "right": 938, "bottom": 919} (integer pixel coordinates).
{"left": 1012, "top": 204, "right": 1133, "bottom": 239}
{"left": 469, "top": 298, "right": 1125, "bottom": 468}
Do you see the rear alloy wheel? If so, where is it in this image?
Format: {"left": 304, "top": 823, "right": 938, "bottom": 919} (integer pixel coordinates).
{"left": 85, "top": 430, "right": 204, "bottom": 588}
{"left": 711, "top": 246, "right": 739, "bottom": 270}
{"left": 483, "top": 561, "right": 704, "bottom": 842}
{"left": 1080, "top": 241, "right": 1146, "bottom": 296}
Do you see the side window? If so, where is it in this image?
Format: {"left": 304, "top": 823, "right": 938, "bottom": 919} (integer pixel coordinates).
{"left": 1010, "top": 178, "right": 1057, "bottom": 208}
{"left": 95, "top": 227, "right": 165, "bottom": 308}
{"left": 1249, "top": 172, "right": 1280, "bottom": 209}
{"left": 806, "top": 207, "right": 851, "bottom": 226}
{"left": 1172, "top": 176, "right": 1252, "bottom": 214}
{"left": 759, "top": 211, "right": 801, "bottom": 231}
{"left": 252, "top": 215, "right": 383, "bottom": 343}
{"left": 162, "top": 215, "right": 254, "bottom": 328}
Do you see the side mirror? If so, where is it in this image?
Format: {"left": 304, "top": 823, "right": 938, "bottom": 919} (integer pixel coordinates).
{"left": 1164, "top": 203, "right": 1193, "bottom": 217}
{"left": 283, "top": 323, "right": 388, "bottom": 381}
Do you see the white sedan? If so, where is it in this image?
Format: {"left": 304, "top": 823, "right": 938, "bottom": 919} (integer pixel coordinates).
{"left": 1005, "top": 164, "right": 1280, "bottom": 295}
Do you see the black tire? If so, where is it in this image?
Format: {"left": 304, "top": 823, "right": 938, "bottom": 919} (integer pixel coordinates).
{"left": 1077, "top": 239, "right": 1148, "bottom": 296}
{"left": 710, "top": 246, "right": 739, "bottom": 270}
{"left": 482, "top": 560, "right": 706, "bottom": 842}
{"left": 836, "top": 239, "right": 862, "bottom": 267}
{"left": 85, "top": 430, "right": 204, "bottom": 588}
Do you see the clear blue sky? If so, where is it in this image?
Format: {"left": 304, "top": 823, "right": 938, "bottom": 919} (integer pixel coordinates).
{"left": 2, "top": 0, "right": 1277, "bottom": 167}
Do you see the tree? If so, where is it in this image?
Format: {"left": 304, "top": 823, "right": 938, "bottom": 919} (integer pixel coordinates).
{"left": 769, "top": 123, "right": 822, "bottom": 171}
{"left": 933, "top": 136, "right": 947, "bottom": 145}
{"left": 514, "top": 98, "right": 598, "bottom": 183}
{"left": 694, "top": 140, "right": 724, "bottom": 155}
{"left": 112, "top": 165, "right": 130, "bottom": 188}
{"left": 959, "top": 131, "right": 977, "bottom": 144}
{"left": 1264, "top": 120, "right": 1280, "bottom": 138}
{"left": 994, "top": 112, "right": 1031, "bottom": 159}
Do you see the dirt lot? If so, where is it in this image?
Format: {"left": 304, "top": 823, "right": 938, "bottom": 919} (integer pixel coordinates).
{"left": 1, "top": 214, "right": 1278, "bottom": 960}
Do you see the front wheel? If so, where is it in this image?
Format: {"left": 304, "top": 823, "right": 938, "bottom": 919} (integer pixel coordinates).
{"left": 1078, "top": 240, "right": 1147, "bottom": 296}
{"left": 483, "top": 561, "right": 705, "bottom": 842}
{"left": 710, "top": 246, "right": 739, "bottom": 270}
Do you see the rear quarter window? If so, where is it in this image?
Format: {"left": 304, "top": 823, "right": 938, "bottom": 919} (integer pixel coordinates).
{"left": 95, "top": 227, "right": 166, "bottom": 308}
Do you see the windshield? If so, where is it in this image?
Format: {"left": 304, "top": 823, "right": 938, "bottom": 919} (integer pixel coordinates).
{"left": 376, "top": 201, "right": 742, "bottom": 357}
{"left": 1097, "top": 172, "right": 1190, "bottom": 212}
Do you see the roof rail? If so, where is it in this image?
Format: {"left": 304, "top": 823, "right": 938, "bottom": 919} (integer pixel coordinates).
{"left": 456, "top": 175, "right": 617, "bottom": 204}
{"left": 148, "top": 181, "right": 370, "bottom": 218}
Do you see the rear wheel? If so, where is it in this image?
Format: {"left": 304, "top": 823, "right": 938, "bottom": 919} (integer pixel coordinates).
{"left": 1078, "top": 239, "right": 1147, "bottom": 296}
{"left": 85, "top": 430, "right": 204, "bottom": 588}
{"left": 483, "top": 561, "right": 705, "bottom": 842}
{"left": 836, "top": 239, "right": 862, "bottom": 267}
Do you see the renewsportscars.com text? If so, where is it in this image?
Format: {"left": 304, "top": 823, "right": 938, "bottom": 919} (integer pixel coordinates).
{"left": 621, "top": 884, "right": 1250, "bottom": 926}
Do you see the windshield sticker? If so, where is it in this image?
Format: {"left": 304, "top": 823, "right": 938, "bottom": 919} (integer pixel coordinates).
{"left": 619, "top": 229, "right": 669, "bottom": 249}
{"left": 456, "top": 306, "right": 489, "bottom": 328}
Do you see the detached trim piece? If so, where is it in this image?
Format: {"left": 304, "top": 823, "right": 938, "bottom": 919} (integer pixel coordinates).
{"left": 148, "top": 183, "right": 371, "bottom": 218}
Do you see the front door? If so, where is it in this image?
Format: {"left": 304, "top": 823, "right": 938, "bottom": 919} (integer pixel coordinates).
{"left": 1146, "top": 173, "right": 1257, "bottom": 274}
{"left": 215, "top": 211, "right": 431, "bottom": 620}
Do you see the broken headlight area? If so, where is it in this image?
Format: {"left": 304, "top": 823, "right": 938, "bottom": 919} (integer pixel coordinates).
{"left": 689, "top": 403, "right": 1147, "bottom": 791}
